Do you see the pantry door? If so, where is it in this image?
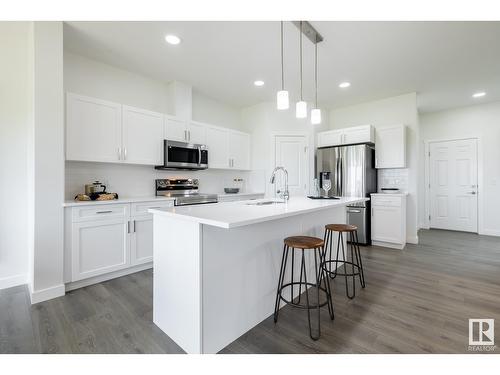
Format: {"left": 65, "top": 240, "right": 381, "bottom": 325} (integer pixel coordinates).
{"left": 274, "top": 135, "right": 309, "bottom": 196}
{"left": 429, "top": 139, "right": 478, "bottom": 232}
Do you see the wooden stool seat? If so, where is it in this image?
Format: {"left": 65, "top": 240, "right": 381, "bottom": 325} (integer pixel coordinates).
{"left": 325, "top": 223, "right": 357, "bottom": 232}
{"left": 284, "top": 236, "right": 324, "bottom": 249}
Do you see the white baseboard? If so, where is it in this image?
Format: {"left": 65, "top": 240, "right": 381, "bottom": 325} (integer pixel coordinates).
{"left": 30, "top": 284, "right": 65, "bottom": 304}
{"left": 0, "top": 273, "right": 27, "bottom": 290}
{"left": 372, "top": 240, "right": 405, "bottom": 250}
{"left": 406, "top": 235, "right": 419, "bottom": 244}
{"left": 479, "top": 229, "right": 500, "bottom": 237}
{"left": 65, "top": 263, "right": 153, "bottom": 292}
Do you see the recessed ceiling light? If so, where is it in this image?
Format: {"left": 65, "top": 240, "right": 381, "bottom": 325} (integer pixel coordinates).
{"left": 254, "top": 80, "right": 265, "bottom": 87}
{"left": 472, "top": 92, "right": 486, "bottom": 98}
{"left": 165, "top": 34, "right": 181, "bottom": 45}
{"left": 339, "top": 82, "right": 351, "bottom": 88}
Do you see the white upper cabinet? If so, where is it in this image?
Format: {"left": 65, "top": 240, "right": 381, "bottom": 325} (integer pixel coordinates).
{"left": 229, "top": 131, "right": 250, "bottom": 170}
{"left": 188, "top": 121, "right": 207, "bottom": 145}
{"left": 66, "top": 93, "right": 251, "bottom": 170}
{"left": 66, "top": 93, "right": 122, "bottom": 163}
{"left": 122, "top": 105, "right": 164, "bottom": 165}
{"left": 165, "top": 117, "right": 188, "bottom": 143}
{"left": 343, "top": 125, "right": 375, "bottom": 145}
{"left": 375, "top": 125, "right": 406, "bottom": 169}
{"left": 206, "top": 125, "right": 229, "bottom": 169}
{"left": 317, "top": 125, "right": 374, "bottom": 148}
{"left": 317, "top": 130, "right": 343, "bottom": 148}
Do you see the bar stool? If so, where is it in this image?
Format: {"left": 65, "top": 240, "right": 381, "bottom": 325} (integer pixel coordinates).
{"left": 323, "top": 224, "right": 366, "bottom": 299}
{"left": 273, "top": 236, "right": 334, "bottom": 340}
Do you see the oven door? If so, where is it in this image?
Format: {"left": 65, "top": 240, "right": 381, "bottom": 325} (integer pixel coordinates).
{"left": 164, "top": 140, "right": 208, "bottom": 169}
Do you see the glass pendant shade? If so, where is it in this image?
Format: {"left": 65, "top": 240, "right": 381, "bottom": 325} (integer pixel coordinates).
{"left": 311, "top": 108, "right": 321, "bottom": 124}
{"left": 277, "top": 90, "right": 289, "bottom": 110}
{"left": 296, "top": 101, "right": 307, "bottom": 118}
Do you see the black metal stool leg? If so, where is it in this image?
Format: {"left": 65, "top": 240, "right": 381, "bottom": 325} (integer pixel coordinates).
{"left": 302, "top": 249, "right": 319, "bottom": 340}
{"left": 354, "top": 231, "right": 366, "bottom": 288}
{"left": 332, "top": 230, "right": 342, "bottom": 279}
{"left": 274, "top": 244, "right": 289, "bottom": 323}
{"left": 339, "top": 232, "right": 355, "bottom": 299}
{"left": 318, "top": 247, "right": 335, "bottom": 320}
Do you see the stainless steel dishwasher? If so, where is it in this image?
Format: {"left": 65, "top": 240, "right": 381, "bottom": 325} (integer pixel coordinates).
{"left": 347, "top": 206, "right": 369, "bottom": 245}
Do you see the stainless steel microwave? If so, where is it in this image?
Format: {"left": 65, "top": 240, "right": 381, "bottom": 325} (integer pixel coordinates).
{"left": 155, "top": 140, "right": 208, "bottom": 170}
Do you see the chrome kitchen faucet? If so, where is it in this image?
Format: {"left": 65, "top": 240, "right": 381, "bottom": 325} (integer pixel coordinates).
{"left": 270, "top": 166, "right": 290, "bottom": 202}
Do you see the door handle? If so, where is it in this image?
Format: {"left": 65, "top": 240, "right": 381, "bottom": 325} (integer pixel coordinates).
{"left": 96, "top": 210, "right": 112, "bottom": 214}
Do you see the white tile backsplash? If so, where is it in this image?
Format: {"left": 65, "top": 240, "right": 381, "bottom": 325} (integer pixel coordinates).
{"left": 377, "top": 168, "right": 409, "bottom": 193}
{"left": 65, "top": 161, "right": 265, "bottom": 200}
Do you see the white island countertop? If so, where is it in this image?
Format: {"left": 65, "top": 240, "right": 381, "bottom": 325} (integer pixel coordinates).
{"left": 149, "top": 196, "right": 368, "bottom": 229}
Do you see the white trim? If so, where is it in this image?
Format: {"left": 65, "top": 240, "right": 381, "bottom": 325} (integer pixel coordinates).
{"left": 406, "top": 235, "right": 419, "bottom": 244}
{"left": 29, "top": 284, "right": 65, "bottom": 304}
{"left": 424, "top": 137, "right": 482, "bottom": 234}
{"left": 0, "top": 274, "right": 27, "bottom": 290}
{"left": 372, "top": 240, "right": 405, "bottom": 250}
{"left": 65, "top": 263, "right": 152, "bottom": 291}
{"left": 479, "top": 229, "right": 500, "bottom": 237}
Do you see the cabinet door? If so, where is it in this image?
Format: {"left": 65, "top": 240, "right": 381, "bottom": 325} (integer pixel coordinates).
{"left": 66, "top": 93, "right": 122, "bottom": 163}
{"left": 122, "top": 105, "right": 164, "bottom": 165}
{"left": 371, "top": 206, "right": 403, "bottom": 243}
{"left": 165, "top": 117, "right": 187, "bottom": 142}
{"left": 71, "top": 218, "right": 129, "bottom": 281}
{"left": 318, "top": 130, "right": 343, "bottom": 148}
{"left": 130, "top": 216, "right": 154, "bottom": 266}
{"left": 206, "top": 126, "right": 229, "bottom": 169}
{"left": 229, "top": 131, "right": 250, "bottom": 170}
{"left": 375, "top": 125, "right": 406, "bottom": 168}
{"left": 343, "top": 125, "right": 374, "bottom": 145}
{"left": 188, "top": 122, "right": 207, "bottom": 145}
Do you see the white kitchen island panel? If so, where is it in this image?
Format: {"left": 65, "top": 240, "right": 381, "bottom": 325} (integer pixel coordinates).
{"left": 151, "top": 197, "right": 367, "bottom": 353}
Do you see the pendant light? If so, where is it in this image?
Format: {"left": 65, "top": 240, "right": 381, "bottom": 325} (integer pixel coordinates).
{"left": 296, "top": 21, "right": 307, "bottom": 118}
{"left": 311, "top": 41, "right": 321, "bottom": 124}
{"left": 277, "top": 21, "right": 289, "bottom": 110}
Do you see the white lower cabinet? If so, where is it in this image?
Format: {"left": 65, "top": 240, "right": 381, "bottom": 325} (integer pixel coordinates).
{"left": 71, "top": 217, "right": 129, "bottom": 281}
{"left": 370, "top": 194, "right": 407, "bottom": 249}
{"left": 65, "top": 200, "right": 174, "bottom": 286}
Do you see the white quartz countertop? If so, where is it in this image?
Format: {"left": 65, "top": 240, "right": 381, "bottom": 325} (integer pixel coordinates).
{"left": 63, "top": 192, "right": 265, "bottom": 207}
{"left": 63, "top": 196, "right": 176, "bottom": 207}
{"left": 149, "top": 196, "right": 369, "bottom": 229}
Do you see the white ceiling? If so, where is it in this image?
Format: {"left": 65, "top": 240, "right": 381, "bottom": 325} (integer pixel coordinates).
{"left": 63, "top": 21, "right": 500, "bottom": 113}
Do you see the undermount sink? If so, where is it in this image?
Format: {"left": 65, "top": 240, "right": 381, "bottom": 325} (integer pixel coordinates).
{"left": 246, "top": 200, "right": 285, "bottom": 206}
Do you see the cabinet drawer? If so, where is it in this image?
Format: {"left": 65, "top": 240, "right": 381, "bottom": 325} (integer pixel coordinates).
{"left": 72, "top": 204, "right": 129, "bottom": 222}
{"left": 131, "top": 200, "right": 174, "bottom": 216}
{"left": 371, "top": 196, "right": 402, "bottom": 207}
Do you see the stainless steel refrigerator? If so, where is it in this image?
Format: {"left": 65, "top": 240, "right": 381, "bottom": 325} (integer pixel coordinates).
{"left": 316, "top": 144, "right": 377, "bottom": 245}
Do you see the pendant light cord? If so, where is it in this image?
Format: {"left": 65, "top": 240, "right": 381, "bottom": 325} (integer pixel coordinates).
{"left": 280, "top": 21, "right": 284, "bottom": 91}
{"left": 299, "top": 21, "right": 303, "bottom": 101}
{"left": 315, "top": 41, "right": 318, "bottom": 108}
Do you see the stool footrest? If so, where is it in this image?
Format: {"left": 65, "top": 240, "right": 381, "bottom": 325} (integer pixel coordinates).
{"left": 278, "top": 281, "right": 330, "bottom": 309}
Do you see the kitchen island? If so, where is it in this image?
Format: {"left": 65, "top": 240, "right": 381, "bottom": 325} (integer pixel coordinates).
{"left": 149, "top": 196, "right": 368, "bottom": 353}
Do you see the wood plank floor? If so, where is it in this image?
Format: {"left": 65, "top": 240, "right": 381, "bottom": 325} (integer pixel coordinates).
{"left": 1, "top": 229, "right": 499, "bottom": 354}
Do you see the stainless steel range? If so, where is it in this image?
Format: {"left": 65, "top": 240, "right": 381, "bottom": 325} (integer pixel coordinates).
{"left": 155, "top": 178, "right": 218, "bottom": 206}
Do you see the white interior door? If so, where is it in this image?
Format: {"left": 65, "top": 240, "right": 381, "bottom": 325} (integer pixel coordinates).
{"left": 429, "top": 139, "right": 478, "bottom": 232}
{"left": 274, "top": 135, "right": 308, "bottom": 196}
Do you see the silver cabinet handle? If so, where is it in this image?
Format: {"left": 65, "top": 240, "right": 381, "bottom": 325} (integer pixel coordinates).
{"left": 133, "top": 220, "right": 136, "bottom": 233}
{"left": 188, "top": 130, "right": 191, "bottom": 142}
{"left": 184, "top": 130, "right": 187, "bottom": 141}
{"left": 118, "top": 147, "right": 122, "bottom": 160}
{"left": 123, "top": 147, "right": 127, "bottom": 160}
{"left": 127, "top": 221, "right": 131, "bottom": 233}
{"left": 198, "top": 146, "right": 202, "bottom": 166}
{"left": 96, "top": 210, "right": 112, "bottom": 214}
{"left": 468, "top": 191, "right": 477, "bottom": 195}
{"left": 348, "top": 209, "right": 361, "bottom": 213}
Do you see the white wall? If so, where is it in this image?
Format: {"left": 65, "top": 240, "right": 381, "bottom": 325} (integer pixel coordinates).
{"left": 0, "top": 22, "right": 31, "bottom": 289}
{"left": 329, "top": 93, "right": 420, "bottom": 243}
{"left": 192, "top": 89, "right": 242, "bottom": 130}
{"left": 241, "top": 101, "right": 329, "bottom": 197}
{"left": 28, "top": 22, "right": 65, "bottom": 302}
{"left": 419, "top": 101, "right": 500, "bottom": 236}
